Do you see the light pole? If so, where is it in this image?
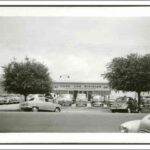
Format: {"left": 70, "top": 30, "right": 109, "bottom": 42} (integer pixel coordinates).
{"left": 59, "top": 74, "right": 70, "bottom": 94}
{"left": 59, "top": 74, "right": 70, "bottom": 81}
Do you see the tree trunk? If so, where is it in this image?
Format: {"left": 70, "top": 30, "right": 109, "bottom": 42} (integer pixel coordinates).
{"left": 137, "top": 91, "right": 141, "bottom": 108}
{"left": 24, "top": 94, "right": 28, "bottom": 101}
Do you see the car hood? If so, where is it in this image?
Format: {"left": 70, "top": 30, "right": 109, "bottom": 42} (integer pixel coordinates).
{"left": 138, "top": 114, "right": 150, "bottom": 132}
{"left": 120, "top": 120, "right": 141, "bottom": 133}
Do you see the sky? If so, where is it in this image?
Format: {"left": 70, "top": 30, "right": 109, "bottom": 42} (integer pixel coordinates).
{"left": 0, "top": 17, "right": 150, "bottom": 82}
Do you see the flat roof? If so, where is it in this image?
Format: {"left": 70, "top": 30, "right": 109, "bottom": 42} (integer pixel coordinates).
{"left": 53, "top": 81, "right": 109, "bottom": 84}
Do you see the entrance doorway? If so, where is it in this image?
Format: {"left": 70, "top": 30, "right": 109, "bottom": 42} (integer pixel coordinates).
{"left": 73, "top": 91, "right": 93, "bottom": 102}
{"left": 88, "top": 91, "right": 92, "bottom": 101}
{"left": 73, "top": 90, "right": 78, "bottom": 103}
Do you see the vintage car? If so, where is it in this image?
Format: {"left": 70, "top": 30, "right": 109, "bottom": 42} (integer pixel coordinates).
{"left": 20, "top": 95, "right": 61, "bottom": 112}
{"left": 0, "top": 96, "right": 8, "bottom": 105}
{"left": 57, "top": 94, "right": 73, "bottom": 106}
{"left": 110, "top": 96, "right": 138, "bottom": 113}
{"left": 76, "top": 93, "right": 88, "bottom": 107}
{"left": 91, "top": 95, "right": 104, "bottom": 107}
{"left": 120, "top": 114, "right": 150, "bottom": 133}
{"left": 141, "top": 96, "right": 150, "bottom": 107}
{"left": 107, "top": 99, "right": 115, "bottom": 107}
{"left": 7, "top": 96, "right": 20, "bottom": 104}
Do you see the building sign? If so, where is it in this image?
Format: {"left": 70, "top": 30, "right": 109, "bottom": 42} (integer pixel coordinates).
{"left": 53, "top": 82, "right": 110, "bottom": 92}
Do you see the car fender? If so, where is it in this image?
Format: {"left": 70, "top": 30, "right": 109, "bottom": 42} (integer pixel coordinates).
{"left": 138, "top": 114, "right": 150, "bottom": 132}
{"left": 120, "top": 120, "right": 141, "bottom": 133}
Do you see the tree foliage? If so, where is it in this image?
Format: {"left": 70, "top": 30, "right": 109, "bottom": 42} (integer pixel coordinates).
{"left": 104, "top": 53, "right": 150, "bottom": 106}
{"left": 2, "top": 58, "right": 53, "bottom": 101}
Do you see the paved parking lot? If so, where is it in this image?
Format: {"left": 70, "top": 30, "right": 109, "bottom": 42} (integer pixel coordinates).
{"left": 0, "top": 107, "right": 146, "bottom": 132}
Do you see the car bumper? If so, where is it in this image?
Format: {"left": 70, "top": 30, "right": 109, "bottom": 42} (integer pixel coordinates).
{"left": 20, "top": 106, "right": 32, "bottom": 110}
{"left": 92, "top": 103, "right": 103, "bottom": 107}
{"left": 111, "top": 107, "right": 127, "bottom": 110}
{"left": 120, "top": 120, "right": 141, "bottom": 133}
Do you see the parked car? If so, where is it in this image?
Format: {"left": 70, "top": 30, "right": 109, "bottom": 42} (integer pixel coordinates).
{"left": 141, "top": 96, "right": 150, "bottom": 107}
{"left": 20, "top": 95, "right": 61, "bottom": 112}
{"left": 107, "top": 99, "right": 115, "bottom": 107}
{"left": 7, "top": 96, "right": 20, "bottom": 104}
{"left": 57, "top": 95, "right": 64, "bottom": 106}
{"left": 57, "top": 94, "right": 73, "bottom": 106}
{"left": 62, "top": 94, "right": 73, "bottom": 106}
{"left": 0, "top": 96, "right": 7, "bottom": 105}
{"left": 91, "top": 95, "right": 104, "bottom": 107}
{"left": 120, "top": 114, "right": 150, "bottom": 133}
{"left": 110, "top": 96, "right": 139, "bottom": 113}
{"left": 76, "top": 93, "right": 88, "bottom": 107}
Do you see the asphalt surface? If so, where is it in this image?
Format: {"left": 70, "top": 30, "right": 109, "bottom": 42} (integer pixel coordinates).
{"left": 0, "top": 107, "right": 146, "bottom": 133}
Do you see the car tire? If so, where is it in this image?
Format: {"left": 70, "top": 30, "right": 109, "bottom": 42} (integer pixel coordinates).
{"left": 55, "top": 107, "right": 61, "bottom": 112}
{"left": 32, "top": 107, "right": 39, "bottom": 112}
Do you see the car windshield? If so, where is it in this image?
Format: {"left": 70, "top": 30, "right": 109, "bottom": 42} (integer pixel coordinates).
{"left": 28, "top": 97, "right": 34, "bottom": 101}
{"left": 45, "top": 98, "right": 53, "bottom": 102}
{"left": 116, "top": 97, "right": 128, "bottom": 103}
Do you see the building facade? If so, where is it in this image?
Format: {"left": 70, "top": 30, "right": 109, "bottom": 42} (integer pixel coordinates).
{"left": 52, "top": 81, "right": 111, "bottom": 101}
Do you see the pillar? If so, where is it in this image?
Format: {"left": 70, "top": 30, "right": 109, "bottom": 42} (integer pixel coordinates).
{"left": 87, "top": 91, "right": 89, "bottom": 101}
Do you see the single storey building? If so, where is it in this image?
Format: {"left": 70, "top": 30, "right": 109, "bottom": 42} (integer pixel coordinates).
{"left": 52, "top": 81, "right": 111, "bottom": 101}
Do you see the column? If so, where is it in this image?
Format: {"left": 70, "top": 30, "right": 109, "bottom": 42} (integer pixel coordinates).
{"left": 87, "top": 91, "right": 89, "bottom": 101}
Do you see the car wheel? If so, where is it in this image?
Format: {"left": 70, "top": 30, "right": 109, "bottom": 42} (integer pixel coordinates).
{"left": 32, "top": 107, "right": 39, "bottom": 112}
{"left": 55, "top": 107, "right": 61, "bottom": 112}
{"left": 127, "top": 108, "right": 131, "bottom": 113}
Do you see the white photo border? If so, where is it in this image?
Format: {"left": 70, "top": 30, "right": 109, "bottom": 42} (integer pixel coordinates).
{"left": 0, "top": 1, "right": 150, "bottom": 146}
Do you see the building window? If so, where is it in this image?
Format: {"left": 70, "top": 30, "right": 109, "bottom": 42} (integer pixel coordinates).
{"left": 60, "top": 84, "right": 70, "bottom": 88}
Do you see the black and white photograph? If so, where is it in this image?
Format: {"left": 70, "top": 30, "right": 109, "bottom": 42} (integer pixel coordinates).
{"left": 0, "top": 4, "right": 150, "bottom": 144}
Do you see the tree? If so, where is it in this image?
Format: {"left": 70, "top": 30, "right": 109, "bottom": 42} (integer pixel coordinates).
{"left": 2, "top": 58, "right": 53, "bottom": 101}
{"left": 103, "top": 53, "right": 150, "bottom": 107}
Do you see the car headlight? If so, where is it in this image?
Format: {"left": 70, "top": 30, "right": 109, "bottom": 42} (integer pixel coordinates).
{"left": 120, "top": 126, "right": 128, "bottom": 133}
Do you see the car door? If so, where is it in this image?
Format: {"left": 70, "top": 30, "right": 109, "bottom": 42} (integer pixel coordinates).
{"left": 37, "top": 97, "right": 47, "bottom": 110}
{"left": 45, "top": 99, "right": 56, "bottom": 111}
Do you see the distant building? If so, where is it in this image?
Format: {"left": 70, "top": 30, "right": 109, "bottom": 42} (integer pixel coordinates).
{"left": 52, "top": 81, "right": 111, "bottom": 101}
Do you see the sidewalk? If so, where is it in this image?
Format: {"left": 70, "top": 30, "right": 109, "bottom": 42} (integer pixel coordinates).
{"left": 0, "top": 104, "right": 20, "bottom": 111}
{"left": 61, "top": 106, "right": 110, "bottom": 113}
